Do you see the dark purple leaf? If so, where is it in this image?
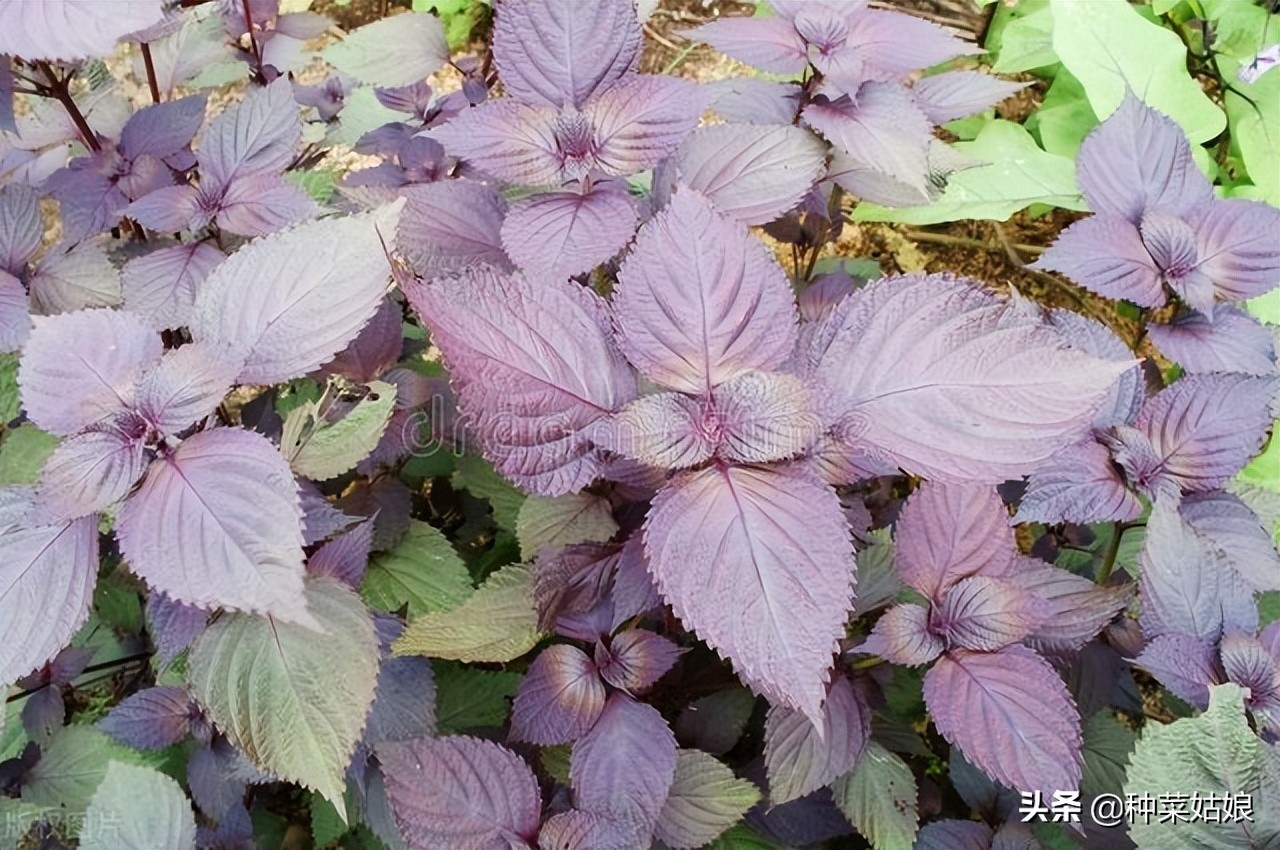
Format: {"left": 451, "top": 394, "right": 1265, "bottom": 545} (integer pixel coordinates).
{"left": 319, "top": 296, "right": 402, "bottom": 384}
{"left": 1141, "top": 211, "right": 1213, "bottom": 311}
{"left": 501, "top": 183, "right": 637, "bottom": 280}
{"left": 1132, "top": 633, "right": 1219, "bottom": 709}
{"left": 914, "top": 820, "right": 994, "bottom": 850}
{"left": 1219, "top": 634, "right": 1280, "bottom": 719}
{"left": 98, "top": 686, "right": 195, "bottom": 749}
{"left": 120, "top": 95, "right": 207, "bottom": 159}
{"left": 364, "top": 655, "right": 437, "bottom": 746}
{"left": 308, "top": 517, "right": 375, "bottom": 587}
{"left": 570, "top": 692, "right": 677, "bottom": 833}
{"left": 1148, "top": 305, "right": 1277, "bottom": 378}
{"left": 511, "top": 643, "right": 606, "bottom": 745}
{"left": 595, "top": 629, "right": 683, "bottom": 694}
{"left": 763, "top": 674, "right": 869, "bottom": 804}
{"left": 1015, "top": 440, "right": 1144, "bottom": 525}
{"left": 146, "top": 591, "right": 209, "bottom": 664}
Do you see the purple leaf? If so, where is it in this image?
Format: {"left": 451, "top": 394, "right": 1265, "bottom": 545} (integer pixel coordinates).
{"left": 599, "top": 392, "right": 715, "bottom": 470}
{"left": 120, "top": 95, "right": 207, "bottom": 159}
{"left": 187, "top": 739, "right": 262, "bottom": 821}
{"left": 364, "top": 654, "right": 437, "bottom": 746}
{"left": 803, "top": 83, "right": 933, "bottom": 199}
{"left": 0, "top": 491, "right": 98, "bottom": 686}
{"left": 1141, "top": 211, "right": 1213, "bottom": 311}
{"left": 26, "top": 241, "right": 122, "bottom": 314}
{"left": 1132, "top": 633, "right": 1219, "bottom": 709}
{"left": 1034, "top": 214, "right": 1164, "bottom": 307}
{"left": 125, "top": 184, "right": 199, "bottom": 232}
{"left": 45, "top": 167, "right": 129, "bottom": 244}
{"left": 911, "top": 71, "right": 1027, "bottom": 124}
{"left": 18, "top": 308, "right": 162, "bottom": 436}
{"left": 539, "top": 809, "right": 644, "bottom": 850}
{"left": 0, "top": 271, "right": 30, "bottom": 352}
{"left": 431, "top": 101, "right": 563, "bottom": 185}
{"left": 1187, "top": 198, "right": 1280, "bottom": 302}
{"left": 808, "top": 274, "right": 1135, "bottom": 481}
{"left": 934, "top": 576, "right": 1045, "bottom": 652}
{"left": 116, "top": 427, "right": 311, "bottom": 624}
{"left": 397, "top": 181, "right": 511, "bottom": 278}
{"left": 763, "top": 674, "right": 870, "bottom": 804}
{"left": 501, "top": 183, "right": 638, "bottom": 280}
{"left": 146, "top": 591, "right": 209, "bottom": 665}
{"left": 0, "top": 183, "right": 41, "bottom": 274}
{"left": 0, "top": 0, "right": 165, "bottom": 61}
{"left": 684, "top": 17, "right": 807, "bottom": 76}
{"left": 1219, "top": 634, "right": 1280, "bottom": 718}
{"left": 585, "top": 75, "right": 706, "bottom": 177}
{"left": 319, "top": 296, "right": 402, "bottom": 384}
{"left": 379, "top": 736, "right": 542, "bottom": 850}
{"left": 708, "top": 371, "right": 822, "bottom": 463}
{"left": 98, "top": 686, "right": 195, "bottom": 749}
{"left": 510, "top": 643, "right": 607, "bottom": 745}
{"left": 595, "top": 629, "right": 683, "bottom": 694}
{"left": 214, "top": 173, "right": 318, "bottom": 237}
{"left": 308, "top": 517, "right": 375, "bottom": 588}
{"left": 1043, "top": 308, "right": 1145, "bottom": 429}
{"left": 300, "top": 481, "right": 358, "bottom": 546}
{"left": 644, "top": 464, "right": 854, "bottom": 723}
{"left": 706, "top": 79, "right": 802, "bottom": 126}
{"left": 914, "top": 820, "right": 995, "bottom": 850}
{"left": 861, "top": 603, "right": 943, "bottom": 666}
{"left": 405, "top": 268, "right": 636, "bottom": 496}
{"left": 1148, "top": 305, "right": 1277, "bottom": 378}
{"left": 132, "top": 345, "right": 235, "bottom": 438}
{"left": 493, "top": 0, "right": 641, "bottom": 108}
{"left": 844, "top": 8, "right": 980, "bottom": 80}
{"left": 659, "top": 124, "right": 827, "bottom": 225}
{"left": 1075, "top": 93, "right": 1213, "bottom": 224}
{"left": 1016, "top": 440, "right": 1144, "bottom": 525}
{"left": 199, "top": 78, "right": 301, "bottom": 186}
{"left": 121, "top": 242, "right": 225, "bottom": 331}
{"left": 1134, "top": 372, "right": 1278, "bottom": 493}
{"left": 894, "top": 482, "right": 1016, "bottom": 601}
{"left": 570, "top": 692, "right": 677, "bottom": 832}
{"left": 21, "top": 686, "right": 63, "bottom": 744}
{"left": 1006, "top": 561, "right": 1133, "bottom": 654}
{"left": 613, "top": 190, "right": 797, "bottom": 394}
{"left": 191, "top": 203, "right": 401, "bottom": 385}
{"left": 924, "top": 645, "right": 1083, "bottom": 798}
{"left": 34, "top": 415, "right": 149, "bottom": 522}
{"left": 0, "top": 57, "right": 12, "bottom": 134}
{"left": 1181, "top": 491, "right": 1280, "bottom": 593}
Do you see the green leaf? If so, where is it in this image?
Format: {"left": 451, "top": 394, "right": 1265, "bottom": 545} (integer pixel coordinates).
{"left": 93, "top": 573, "right": 144, "bottom": 634}
{"left": 1050, "top": 0, "right": 1225, "bottom": 143}
{"left": 832, "top": 742, "right": 919, "bottom": 850}
{"left": 187, "top": 578, "right": 379, "bottom": 807}
{"left": 655, "top": 749, "right": 761, "bottom": 850}
{"left": 515, "top": 492, "right": 619, "bottom": 559}
{"left": 327, "top": 86, "right": 402, "bottom": 147}
{"left": 311, "top": 793, "right": 349, "bottom": 848}
{"left": 394, "top": 562, "right": 542, "bottom": 662}
{"left": 363, "top": 520, "right": 474, "bottom": 617}
{"left": 0, "top": 424, "right": 59, "bottom": 485}
{"left": 541, "top": 744, "right": 572, "bottom": 785}
{"left": 1125, "top": 684, "right": 1280, "bottom": 850}
{"left": 0, "top": 353, "right": 19, "bottom": 423}
{"left": 853, "top": 120, "right": 1084, "bottom": 224}
{"left": 1028, "top": 68, "right": 1098, "bottom": 157}
{"left": 704, "top": 824, "right": 783, "bottom": 850}
{"left": 282, "top": 381, "right": 397, "bottom": 481}
{"left": 286, "top": 170, "right": 338, "bottom": 204}
{"left": 81, "top": 761, "right": 197, "bottom": 850}
{"left": 1081, "top": 711, "right": 1137, "bottom": 802}
{"left": 432, "top": 661, "right": 520, "bottom": 734}
{"left": 452, "top": 454, "right": 526, "bottom": 530}
{"left": 988, "top": 0, "right": 1058, "bottom": 73}
{"left": 22, "top": 726, "right": 136, "bottom": 813}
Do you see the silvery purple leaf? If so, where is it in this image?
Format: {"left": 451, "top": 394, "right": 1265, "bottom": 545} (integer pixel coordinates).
{"left": 613, "top": 190, "right": 797, "bottom": 394}
{"left": 706, "top": 79, "right": 802, "bottom": 125}
{"left": 121, "top": 242, "right": 225, "bottom": 331}
{"left": 431, "top": 101, "right": 563, "bottom": 185}
{"left": 861, "top": 602, "right": 943, "bottom": 666}
{"left": 914, "top": 820, "right": 994, "bottom": 850}
{"left": 493, "top": 0, "right": 641, "bottom": 109}
{"left": 511, "top": 643, "right": 607, "bottom": 745}
{"left": 116, "top": 427, "right": 312, "bottom": 624}
{"left": 46, "top": 645, "right": 93, "bottom": 685}
{"left": 586, "top": 75, "right": 705, "bottom": 177}
{"left": 0, "top": 270, "right": 30, "bottom": 352}
{"left": 1181, "top": 491, "right": 1280, "bottom": 593}
{"left": 1033, "top": 214, "right": 1164, "bottom": 307}
{"left": 1219, "top": 634, "right": 1280, "bottom": 721}
{"left": 923, "top": 645, "right": 1083, "bottom": 798}
{"left": 570, "top": 692, "right": 677, "bottom": 834}
{"left": 146, "top": 591, "right": 209, "bottom": 665}
{"left": 763, "top": 674, "right": 869, "bottom": 804}
{"left": 911, "top": 71, "right": 1027, "bottom": 124}
{"left": 707, "top": 371, "right": 822, "bottom": 464}
{"left": 1141, "top": 211, "right": 1213, "bottom": 311}
{"left": 405, "top": 267, "right": 636, "bottom": 496}
{"left": 1106, "top": 425, "right": 1169, "bottom": 498}
{"left": 0, "top": 0, "right": 164, "bottom": 61}
{"left": 1148, "top": 305, "right": 1277, "bottom": 378}
{"left": 1044, "top": 308, "right": 1145, "bottom": 428}
{"left": 683, "top": 17, "right": 807, "bottom": 76}
{"left": 364, "top": 655, "right": 437, "bottom": 746}
{"left": 599, "top": 393, "right": 715, "bottom": 470}
{"left": 1074, "top": 93, "right": 1212, "bottom": 224}
{"left": 595, "top": 629, "right": 683, "bottom": 694}
{"left": 1015, "top": 440, "right": 1144, "bottom": 525}
{"left": 934, "top": 576, "right": 1046, "bottom": 652}
{"left": 658, "top": 125, "right": 827, "bottom": 226}
{"left": 807, "top": 274, "right": 1136, "bottom": 482}
{"left": 397, "top": 181, "right": 512, "bottom": 278}
{"left": 502, "top": 183, "right": 638, "bottom": 280}
{"left": 135, "top": 343, "right": 240, "bottom": 436}
{"left": 1132, "top": 633, "right": 1219, "bottom": 709}
{"left": 26, "top": 240, "right": 122, "bottom": 314}
{"left": 843, "top": 7, "right": 980, "bottom": 81}
{"left": 44, "top": 166, "right": 130, "bottom": 244}
{"left": 830, "top": 137, "right": 977, "bottom": 208}
{"left": 213, "top": 172, "right": 318, "bottom": 237}
{"left": 200, "top": 78, "right": 301, "bottom": 187}
{"left": 1006, "top": 561, "right": 1133, "bottom": 654}
{"left": 1186, "top": 198, "right": 1280, "bottom": 302}
{"left": 307, "top": 517, "right": 374, "bottom": 588}
{"left": 0, "top": 490, "right": 99, "bottom": 686}
{"left": 98, "top": 686, "right": 195, "bottom": 749}
{"left": 894, "top": 482, "right": 1016, "bottom": 601}
{"left": 319, "top": 296, "right": 402, "bottom": 385}
{"left": 644, "top": 464, "right": 854, "bottom": 724}
{"left": 0, "top": 56, "right": 11, "bottom": 134}
{"left": 0, "top": 183, "right": 41, "bottom": 274}
{"left": 34, "top": 415, "right": 150, "bottom": 523}
{"left": 375, "top": 82, "right": 434, "bottom": 117}
{"left": 1134, "top": 372, "right": 1278, "bottom": 493}
{"left": 125, "top": 184, "right": 199, "bottom": 233}
{"left": 803, "top": 84, "right": 933, "bottom": 199}
{"left": 611, "top": 533, "right": 663, "bottom": 628}
{"left": 18, "top": 308, "right": 162, "bottom": 436}
{"left": 379, "top": 735, "right": 542, "bottom": 850}
{"left": 120, "top": 95, "right": 207, "bottom": 160}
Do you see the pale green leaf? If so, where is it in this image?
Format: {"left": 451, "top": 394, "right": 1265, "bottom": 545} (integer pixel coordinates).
{"left": 832, "top": 742, "right": 919, "bottom": 850}
{"left": 286, "top": 170, "right": 338, "bottom": 204}
{"left": 282, "top": 381, "right": 397, "bottom": 480}
{"left": 1050, "top": 0, "right": 1225, "bottom": 143}
{"left": 0, "top": 353, "right": 19, "bottom": 423}
{"left": 395, "top": 563, "right": 541, "bottom": 662}
{"left": 853, "top": 120, "right": 1084, "bottom": 224}
{"left": 326, "top": 86, "right": 402, "bottom": 147}
{"left": 989, "top": 0, "right": 1058, "bottom": 73}
{"left": 322, "top": 12, "right": 448, "bottom": 87}
{"left": 515, "top": 492, "right": 619, "bottom": 559}
{"left": 22, "top": 726, "right": 135, "bottom": 812}
{"left": 1081, "top": 712, "right": 1137, "bottom": 801}
{"left": 452, "top": 454, "right": 526, "bottom": 530}
{"left": 433, "top": 661, "right": 520, "bottom": 734}
{"left": 81, "top": 762, "right": 196, "bottom": 850}
{"left": 0, "top": 424, "right": 59, "bottom": 485}
{"left": 363, "top": 520, "right": 474, "bottom": 617}
{"left": 187, "top": 578, "right": 379, "bottom": 806}
{"left": 1029, "top": 68, "right": 1097, "bottom": 157}
{"left": 655, "top": 749, "right": 761, "bottom": 850}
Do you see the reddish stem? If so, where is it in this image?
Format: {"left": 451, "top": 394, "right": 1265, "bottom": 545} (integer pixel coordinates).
{"left": 140, "top": 42, "right": 162, "bottom": 103}
{"left": 36, "top": 62, "right": 101, "bottom": 153}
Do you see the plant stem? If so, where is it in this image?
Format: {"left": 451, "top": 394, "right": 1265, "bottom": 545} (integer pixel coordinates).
{"left": 241, "top": 0, "right": 265, "bottom": 77}
{"left": 139, "top": 43, "right": 162, "bottom": 103}
{"left": 4, "top": 652, "right": 153, "bottom": 704}
{"left": 1096, "top": 521, "right": 1125, "bottom": 585}
{"left": 36, "top": 62, "right": 100, "bottom": 153}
